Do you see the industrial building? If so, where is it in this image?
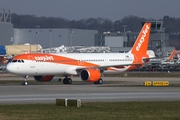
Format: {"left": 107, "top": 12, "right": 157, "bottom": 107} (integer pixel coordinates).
{"left": 14, "top": 28, "right": 98, "bottom": 48}
{"left": 95, "top": 21, "right": 174, "bottom": 55}
{"left": 0, "top": 9, "right": 13, "bottom": 45}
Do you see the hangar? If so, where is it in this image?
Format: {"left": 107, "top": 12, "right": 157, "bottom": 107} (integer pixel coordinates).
{"left": 14, "top": 28, "right": 98, "bottom": 48}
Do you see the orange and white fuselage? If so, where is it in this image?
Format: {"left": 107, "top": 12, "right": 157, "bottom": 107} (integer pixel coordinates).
{"left": 6, "top": 22, "right": 152, "bottom": 84}
{"left": 7, "top": 53, "right": 137, "bottom": 75}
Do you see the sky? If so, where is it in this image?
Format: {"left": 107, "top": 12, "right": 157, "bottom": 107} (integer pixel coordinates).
{"left": 0, "top": 0, "right": 180, "bottom": 21}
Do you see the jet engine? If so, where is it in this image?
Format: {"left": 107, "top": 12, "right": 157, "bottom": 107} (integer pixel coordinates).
{"left": 80, "top": 69, "right": 101, "bottom": 82}
{"left": 34, "top": 75, "right": 54, "bottom": 82}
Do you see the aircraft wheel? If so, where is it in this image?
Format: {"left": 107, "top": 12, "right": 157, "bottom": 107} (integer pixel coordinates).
{"left": 25, "top": 82, "right": 28, "bottom": 86}
{"left": 94, "top": 78, "right": 103, "bottom": 84}
{"left": 68, "top": 78, "right": 72, "bottom": 84}
{"left": 98, "top": 78, "right": 103, "bottom": 84}
{"left": 22, "top": 81, "right": 28, "bottom": 85}
{"left": 63, "top": 78, "right": 67, "bottom": 84}
{"left": 63, "top": 78, "right": 72, "bottom": 84}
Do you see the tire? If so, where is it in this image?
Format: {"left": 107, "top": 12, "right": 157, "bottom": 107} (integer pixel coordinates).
{"left": 63, "top": 78, "right": 67, "bottom": 84}
{"left": 25, "top": 82, "right": 28, "bottom": 86}
{"left": 68, "top": 78, "right": 72, "bottom": 84}
{"left": 97, "top": 78, "right": 103, "bottom": 84}
{"left": 22, "top": 81, "right": 28, "bottom": 85}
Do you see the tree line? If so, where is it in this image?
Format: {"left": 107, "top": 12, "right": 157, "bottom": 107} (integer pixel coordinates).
{"left": 11, "top": 13, "right": 180, "bottom": 33}
{"left": 11, "top": 13, "right": 180, "bottom": 49}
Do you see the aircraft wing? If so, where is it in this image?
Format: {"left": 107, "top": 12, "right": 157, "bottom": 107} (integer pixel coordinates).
{"left": 65, "top": 62, "right": 144, "bottom": 75}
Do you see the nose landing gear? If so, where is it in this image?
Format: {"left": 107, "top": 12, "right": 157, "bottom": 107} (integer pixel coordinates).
{"left": 22, "top": 75, "right": 28, "bottom": 85}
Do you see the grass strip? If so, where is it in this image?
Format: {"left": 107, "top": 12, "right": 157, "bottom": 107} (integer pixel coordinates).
{"left": 0, "top": 101, "right": 180, "bottom": 120}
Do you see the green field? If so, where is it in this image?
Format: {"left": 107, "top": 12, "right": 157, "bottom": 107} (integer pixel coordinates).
{"left": 0, "top": 101, "right": 180, "bottom": 120}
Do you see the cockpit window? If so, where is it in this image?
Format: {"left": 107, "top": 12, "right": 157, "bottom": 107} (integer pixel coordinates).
{"left": 12, "top": 60, "right": 17, "bottom": 62}
{"left": 11, "top": 59, "right": 25, "bottom": 63}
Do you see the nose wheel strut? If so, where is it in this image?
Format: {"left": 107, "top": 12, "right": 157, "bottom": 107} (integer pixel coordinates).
{"left": 22, "top": 75, "right": 28, "bottom": 85}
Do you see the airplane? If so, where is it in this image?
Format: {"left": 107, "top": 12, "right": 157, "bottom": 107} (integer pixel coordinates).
{"left": 148, "top": 48, "right": 176, "bottom": 67}
{"left": 6, "top": 22, "right": 153, "bottom": 85}
{"left": 160, "top": 48, "right": 177, "bottom": 66}
{"left": 167, "top": 48, "right": 176, "bottom": 61}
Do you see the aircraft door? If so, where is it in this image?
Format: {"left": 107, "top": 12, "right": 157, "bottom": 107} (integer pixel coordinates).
{"left": 78, "top": 58, "right": 84, "bottom": 66}
{"left": 28, "top": 56, "right": 35, "bottom": 68}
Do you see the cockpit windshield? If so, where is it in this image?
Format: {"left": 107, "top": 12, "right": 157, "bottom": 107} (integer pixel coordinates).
{"left": 12, "top": 60, "right": 17, "bottom": 63}
{"left": 11, "top": 60, "right": 24, "bottom": 63}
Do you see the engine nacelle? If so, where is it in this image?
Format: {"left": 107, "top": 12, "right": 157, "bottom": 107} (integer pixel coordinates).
{"left": 34, "top": 75, "right": 54, "bottom": 82}
{"left": 80, "top": 69, "right": 101, "bottom": 82}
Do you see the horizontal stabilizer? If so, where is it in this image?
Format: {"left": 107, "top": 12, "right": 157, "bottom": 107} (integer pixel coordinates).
{"left": 147, "top": 50, "right": 155, "bottom": 58}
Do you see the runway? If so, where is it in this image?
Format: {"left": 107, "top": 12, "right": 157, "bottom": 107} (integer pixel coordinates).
{"left": 0, "top": 76, "right": 180, "bottom": 104}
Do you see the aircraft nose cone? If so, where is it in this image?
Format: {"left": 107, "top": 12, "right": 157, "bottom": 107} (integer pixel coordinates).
{"left": 6, "top": 63, "right": 15, "bottom": 73}
{"left": 6, "top": 64, "right": 11, "bottom": 72}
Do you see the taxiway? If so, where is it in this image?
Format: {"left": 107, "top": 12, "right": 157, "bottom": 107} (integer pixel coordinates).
{"left": 0, "top": 76, "right": 180, "bottom": 104}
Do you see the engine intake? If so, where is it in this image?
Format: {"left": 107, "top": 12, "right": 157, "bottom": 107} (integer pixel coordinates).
{"left": 80, "top": 69, "right": 101, "bottom": 82}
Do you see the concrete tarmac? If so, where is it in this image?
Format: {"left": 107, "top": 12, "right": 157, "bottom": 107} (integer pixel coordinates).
{"left": 0, "top": 76, "right": 180, "bottom": 104}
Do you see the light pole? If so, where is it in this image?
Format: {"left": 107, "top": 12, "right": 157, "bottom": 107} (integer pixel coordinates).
{"left": 103, "top": 31, "right": 110, "bottom": 47}
{"left": 49, "top": 30, "right": 52, "bottom": 48}
{"left": 70, "top": 29, "right": 73, "bottom": 47}
{"left": 122, "top": 25, "right": 127, "bottom": 34}
{"left": 29, "top": 30, "right": 32, "bottom": 53}
{"left": 35, "top": 25, "right": 40, "bottom": 44}
{"left": 122, "top": 25, "right": 127, "bottom": 48}
{"left": 35, "top": 31, "right": 39, "bottom": 52}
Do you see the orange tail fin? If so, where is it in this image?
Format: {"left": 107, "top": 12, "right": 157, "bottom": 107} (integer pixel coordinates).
{"left": 129, "top": 22, "right": 151, "bottom": 55}
{"left": 168, "top": 48, "right": 176, "bottom": 61}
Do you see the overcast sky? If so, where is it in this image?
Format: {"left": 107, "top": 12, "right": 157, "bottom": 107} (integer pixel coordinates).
{"left": 1, "top": 0, "right": 180, "bottom": 21}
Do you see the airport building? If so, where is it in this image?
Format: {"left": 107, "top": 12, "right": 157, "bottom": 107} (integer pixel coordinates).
{"left": 0, "top": 9, "right": 13, "bottom": 45}
{"left": 95, "top": 21, "right": 174, "bottom": 54}
{"left": 95, "top": 33, "right": 127, "bottom": 52}
{"left": 14, "top": 28, "right": 98, "bottom": 48}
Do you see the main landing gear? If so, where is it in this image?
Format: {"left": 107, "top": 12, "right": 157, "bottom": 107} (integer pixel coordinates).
{"left": 62, "top": 76, "right": 103, "bottom": 85}
{"left": 94, "top": 78, "right": 103, "bottom": 84}
{"left": 63, "top": 76, "right": 72, "bottom": 84}
{"left": 22, "top": 75, "right": 28, "bottom": 85}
